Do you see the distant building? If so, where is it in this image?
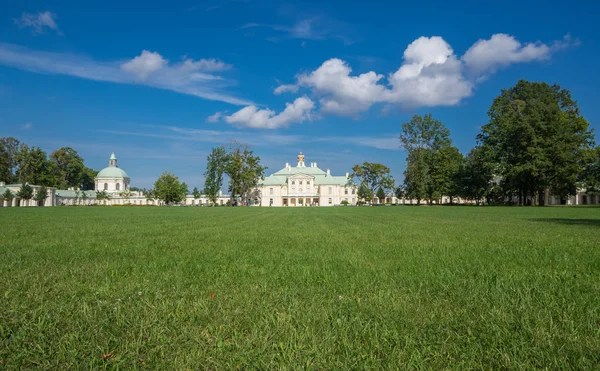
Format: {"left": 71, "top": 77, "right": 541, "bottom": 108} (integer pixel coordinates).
{"left": 255, "top": 152, "right": 357, "bottom": 206}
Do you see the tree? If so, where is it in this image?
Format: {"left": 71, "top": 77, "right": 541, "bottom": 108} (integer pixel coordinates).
{"left": 400, "top": 114, "right": 453, "bottom": 205}
{"left": 3, "top": 189, "right": 14, "bottom": 205}
{"left": 456, "top": 147, "right": 494, "bottom": 205}
{"left": 17, "top": 183, "right": 34, "bottom": 204}
{"left": 376, "top": 187, "right": 386, "bottom": 204}
{"left": 204, "top": 145, "right": 228, "bottom": 206}
{"left": 50, "top": 147, "right": 86, "bottom": 189}
{"left": 34, "top": 185, "right": 48, "bottom": 206}
{"left": 192, "top": 186, "right": 201, "bottom": 200}
{"left": 120, "top": 188, "right": 132, "bottom": 204}
{"left": 580, "top": 146, "right": 600, "bottom": 194}
{"left": 153, "top": 172, "right": 187, "bottom": 204}
{"left": 0, "top": 137, "right": 21, "bottom": 183}
{"left": 426, "top": 145, "right": 463, "bottom": 204}
{"left": 16, "top": 146, "right": 56, "bottom": 186}
{"left": 225, "top": 142, "right": 267, "bottom": 206}
{"left": 350, "top": 162, "right": 394, "bottom": 203}
{"left": 80, "top": 167, "right": 98, "bottom": 190}
{"left": 357, "top": 182, "right": 372, "bottom": 204}
{"left": 478, "top": 80, "right": 594, "bottom": 206}
{"left": 96, "top": 190, "right": 110, "bottom": 205}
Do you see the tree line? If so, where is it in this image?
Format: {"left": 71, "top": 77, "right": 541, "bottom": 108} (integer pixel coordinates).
{"left": 399, "top": 80, "right": 599, "bottom": 206}
{"left": 0, "top": 138, "right": 98, "bottom": 190}
{"left": 151, "top": 142, "right": 266, "bottom": 205}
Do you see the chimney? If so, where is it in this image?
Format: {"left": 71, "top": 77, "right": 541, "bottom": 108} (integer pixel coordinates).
{"left": 314, "top": 162, "right": 317, "bottom": 168}
{"left": 219, "top": 190, "right": 222, "bottom": 196}
{"left": 326, "top": 169, "right": 330, "bottom": 176}
{"left": 346, "top": 172, "right": 349, "bottom": 179}
{"left": 285, "top": 162, "right": 289, "bottom": 169}
{"left": 0, "top": 181, "right": 4, "bottom": 186}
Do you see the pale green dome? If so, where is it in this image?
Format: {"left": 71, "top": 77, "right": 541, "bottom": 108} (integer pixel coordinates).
{"left": 97, "top": 167, "right": 129, "bottom": 179}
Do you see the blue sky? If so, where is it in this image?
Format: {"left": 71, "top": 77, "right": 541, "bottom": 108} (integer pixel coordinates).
{"left": 1, "top": 0, "right": 599, "bottom": 189}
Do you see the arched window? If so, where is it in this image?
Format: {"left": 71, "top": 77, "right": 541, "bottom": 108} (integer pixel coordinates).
{"left": 104, "top": 183, "right": 108, "bottom": 190}
{"left": 116, "top": 183, "right": 120, "bottom": 191}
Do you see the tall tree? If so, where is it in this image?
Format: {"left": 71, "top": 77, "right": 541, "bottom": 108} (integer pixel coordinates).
{"left": 3, "top": 189, "right": 14, "bottom": 205}
{"left": 400, "top": 114, "right": 452, "bottom": 205}
{"left": 50, "top": 147, "right": 86, "bottom": 189}
{"left": 192, "top": 187, "right": 201, "bottom": 200}
{"left": 80, "top": 167, "right": 98, "bottom": 190}
{"left": 204, "top": 145, "right": 228, "bottom": 206}
{"left": 34, "top": 185, "right": 48, "bottom": 206}
{"left": 154, "top": 171, "right": 187, "bottom": 204}
{"left": 16, "top": 146, "right": 56, "bottom": 186}
{"left": 0, "top": 137, "right": 21, "bottom": 183}
{"left": 17, "top": 183, "right": 34, "bottom": 203}
{"left": 478, "top": 80, "right": 594, "bottom": 206}
{"left": 350, "top": 162, "right": 394, "bottom": 203}
{"left": 225, "top": 142, "right": 267, "bottom": 206}
{"left": 456, "top": 147, "right": 494, "bottom": 205}
{"left": 357, "top": 182, "right": 372, "bottom": 204}
{"left": 376, "top": 187, "right": 386, "bottom": 204}
{"left": 580, "top": 146, "right": 600, "bottom": 194}
{"left": 426, "top": 145, "right": 463, "bottom": 204}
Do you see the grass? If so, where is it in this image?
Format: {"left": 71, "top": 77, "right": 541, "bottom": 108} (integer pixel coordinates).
{"left": 1, "top": 206, "right": 600, "bottom": 369}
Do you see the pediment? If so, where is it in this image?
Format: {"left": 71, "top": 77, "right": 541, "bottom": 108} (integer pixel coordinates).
{"left": 287, "top": 173, "right": 315, "bottom": 179}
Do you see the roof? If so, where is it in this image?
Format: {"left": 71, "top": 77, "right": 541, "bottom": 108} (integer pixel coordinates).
{"left": 96, "top": 166, "right": 129, "bottom": 179}
{"left": 260, "top": 164, "right": 351, "bottom": 186}
{"left": 0, "top": 186, "right": 12, "bottom": 196}
{"left": 56, "top": 190, "right": 97, "bottom": 198}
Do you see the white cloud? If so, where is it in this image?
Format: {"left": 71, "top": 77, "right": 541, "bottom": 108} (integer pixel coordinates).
{"left": 239, "top": 16, "right": 357, "bottom": 44}
{"left": 293, "top": 34, "right": 572, "bottom": 115}
{"left": 121, "top": 50, "right": 167, "bottom": 80}
{"left": 21, "top": 122, "right": 32, "bottom": 130}
{"left": 0, "top": 43, "right": 251, "bottom": 105}
{"left": 273, "top": 84, "right": 299, "bottom": 95}
{"left": 206, "top": 112, "right": 223, "bottom": 123}
{"left": 222, "top": 96, "right": 315, "bottom": 129}
{"left": 14, "top": 11, "right": 59, "bottom": 34}
{"left": 463, "top": 34, "right": 553, "bottom": 74}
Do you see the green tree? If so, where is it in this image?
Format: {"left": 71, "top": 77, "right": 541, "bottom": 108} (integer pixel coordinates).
{"left": 204, "top": 145, "right": 228, "bottom": 206}
{"left": 350, "top": 162, "right": 394, "bottom": 202}
{"left": 17, "top": 183, "right": 34, "bottom": 203}
{"left": 34, "top": 185, "right": 48, "bottom": 206}
{"left": 120, "top": 188, "right": 132, "bottom": 204}
{"left": 154, "top": 172, "right": 187, "bottom": 204}
{"left": 16, "top": 146, "right": 56, "bottom": 186}
{"left": 427, "top": 145, "right": 463, "bottom": 204}
{"left": 225, "top": 142, "right": 267, "bottom": 206}
{"left": 457, "top": 147, "right": 494, "bottom": 205}
{"left": 0, "top": 137, "right": 21, "bottom": 183}
{"left": 80, "top": 167, "right": 98, "bottom": 190}
{"left": 580, "top": 146, "right": 600, "bottom": 194}
{"left": 192, "top": 187, "right": 201, "bottom": 200}
{"left": 357, "top": 182, "right": 372, "bottom": 204}
{"left": 3, "top": 189, "right": 14, "bottom": 205}
{"left": 96, "top": 190, "right": 110, "bottom": 205}
{"left": 478, "top": 80, "right": 594, "bottom": 206}
{"left": 50, "top": 147, "right": 86, "bottom": 189}
{"left": 400, "top": 114, "right": 452, "bottom": 205}
{"left": 376, "top": 187, "right": 386, "bottom": 204}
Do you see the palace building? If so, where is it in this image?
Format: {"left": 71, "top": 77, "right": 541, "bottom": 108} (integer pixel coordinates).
{"left": 256, "top": 152, "right": 357, "bottom": 207}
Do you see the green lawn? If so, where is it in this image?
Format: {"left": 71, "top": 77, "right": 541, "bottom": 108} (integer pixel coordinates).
{"left": 1, "top": 206, "right": 600, "bottom": 369}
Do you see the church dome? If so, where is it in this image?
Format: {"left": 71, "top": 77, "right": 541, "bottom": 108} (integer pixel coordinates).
{"left": 96, "top": 152, "right": 129, "bottom": 179}
{"left": 97, "top": 167, "right": 129, "bottom": 179}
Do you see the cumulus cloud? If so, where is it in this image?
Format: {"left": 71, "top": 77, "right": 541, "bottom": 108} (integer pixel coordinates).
{"left": 0, "top": 43, "right": 250, "bottom": 105}
{"left": 273, "top": 84, "right": 299, "bottom": 95}
{"left": 14, "top": 11, "right": 59, "bottom": 34}
{"left": 121, "top": 50, "right": 167, "bottom": 80}
{"left": 291, "top": 33, "right": 572, "bottom": 116}
{"left": 219, "top": 96, "right": 315, "bottom": 129}
{"left": 463, "top": 34, "right": 552, "bottom": 74}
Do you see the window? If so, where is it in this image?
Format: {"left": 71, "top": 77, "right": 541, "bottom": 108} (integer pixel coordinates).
{"left": 328, "top": 198, "right": 332, "bottom": 205}
{"left": 269, "top": 187, "right": 273, "bottom": 195}
{"left": 104, "top": 183, "right": 108, "bottom": 190}
{"left": 269, "top": 198, "right": 273, "bottom": 205}
{"left": 307, "top": 181, "right": 310, "bottom": 185}
{"left": 352, "top": 188, "right": 355, "bottom": 195}
{"left": 328, "top": 187, "right": 332, "bottom": 195}
{"left": 292, "top": 181, "right": 295, "bottom": 185}
{"left": 299, "top": 181, "right": 303, "bottom": 185}
{"left": 116, "top": 183, "right": 120, "bottom": 191}
{"left": 344, "top": 188, "right": 348, "bottom": 195}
